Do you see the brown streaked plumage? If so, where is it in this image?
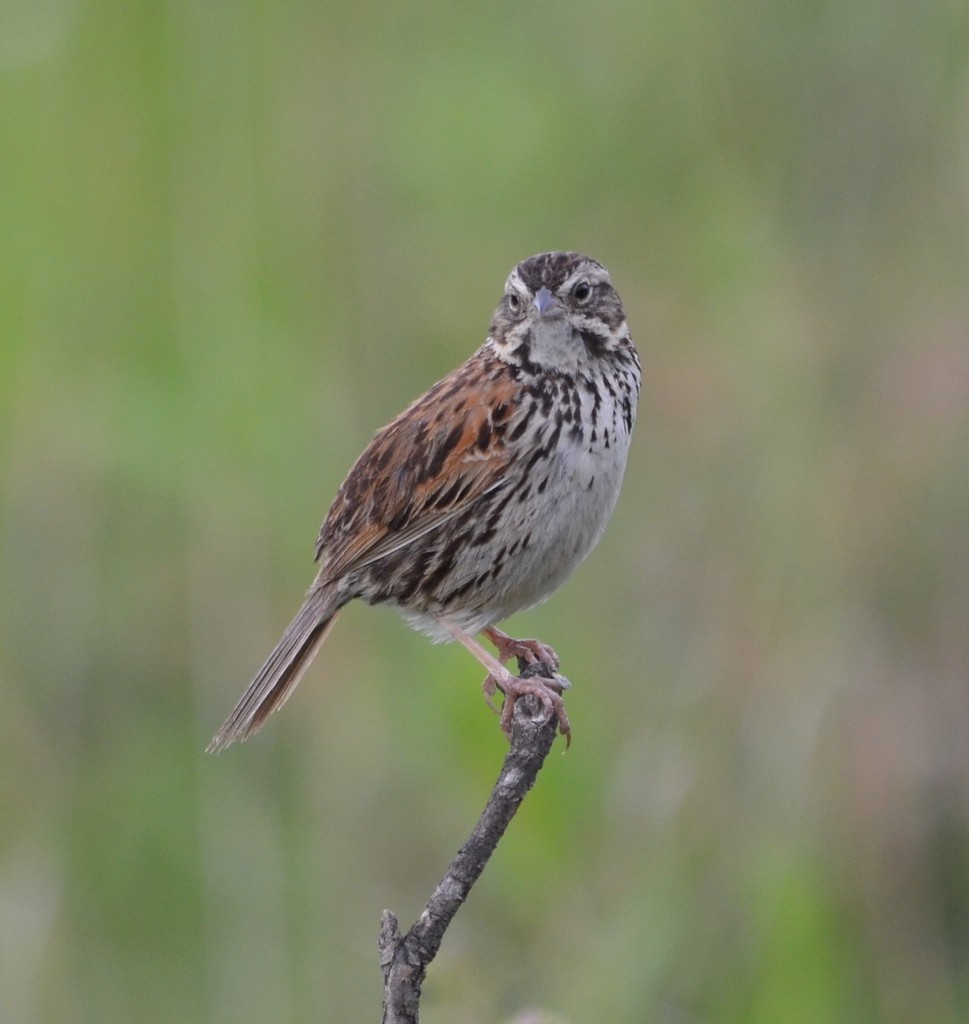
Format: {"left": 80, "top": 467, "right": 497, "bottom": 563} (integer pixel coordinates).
{"left": 208, "top": 252, "right": 640, "bottom": 752}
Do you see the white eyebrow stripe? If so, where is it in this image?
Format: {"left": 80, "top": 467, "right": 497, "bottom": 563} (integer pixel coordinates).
{"left": 558, "top": 264, "right": 612, "bottom": 295}
{"left": 504, "top": 268, "right": 530, "bottom": 296}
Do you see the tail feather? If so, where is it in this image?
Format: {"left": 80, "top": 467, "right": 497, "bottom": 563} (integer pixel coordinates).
{"left": 207, "top": 584, "right": 343, "bottom": 753}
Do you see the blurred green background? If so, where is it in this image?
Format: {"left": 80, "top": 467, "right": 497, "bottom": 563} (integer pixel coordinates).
{"left": 2, "top": 1, "right": 968, "bottom": 1021}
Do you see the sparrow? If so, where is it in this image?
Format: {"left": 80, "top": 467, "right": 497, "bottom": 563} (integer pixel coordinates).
{"left": 208, "top": 251, "right": 640, "bottom": 751}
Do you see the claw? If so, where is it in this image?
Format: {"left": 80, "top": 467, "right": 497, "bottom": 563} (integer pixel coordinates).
{"left": 496, "top": 671, "right": 572, "bottom": 747}
{"left": 481, "top": 674, "right": 500, "bottom": 714}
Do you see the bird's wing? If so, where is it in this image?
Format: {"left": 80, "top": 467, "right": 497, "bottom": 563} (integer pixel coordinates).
{"left": 315, "top": 354, "right": 521, "bottom": 583}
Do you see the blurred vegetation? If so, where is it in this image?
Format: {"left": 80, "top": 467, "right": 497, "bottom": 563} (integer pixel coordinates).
{"left": 2, "top": 0, "right": 969, "bottom": 1021}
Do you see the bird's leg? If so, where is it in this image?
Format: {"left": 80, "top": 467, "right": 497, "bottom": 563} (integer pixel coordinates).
{"left": 482, "top": 625, "right": 560, "bottom": 671}
{"left": 440, "top": 621, "right": 571, "bottom": 745}
{"left": 440, "top": 625, "right": 508, "bottom": 713}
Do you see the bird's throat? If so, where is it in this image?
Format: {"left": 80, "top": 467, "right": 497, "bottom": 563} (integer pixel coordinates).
{"left": 529, "top": 315, "right": 580, "bottom": 373}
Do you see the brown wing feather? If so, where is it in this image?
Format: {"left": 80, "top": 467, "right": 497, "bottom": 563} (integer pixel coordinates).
{"left": 315, "top": 353, "right": 519, "bottom": 583}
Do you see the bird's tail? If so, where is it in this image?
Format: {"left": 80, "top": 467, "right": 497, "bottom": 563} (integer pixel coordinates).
{"left": 206, "top": 582, "right": 343, "bottom": 753}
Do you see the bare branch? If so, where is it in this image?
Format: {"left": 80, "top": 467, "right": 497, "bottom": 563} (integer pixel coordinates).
{"left": 378, "top": 661, "right": 564, "bottom": 1023}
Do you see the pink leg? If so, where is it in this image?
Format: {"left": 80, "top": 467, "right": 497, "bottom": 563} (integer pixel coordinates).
{"left": 441, "top": 621, "right": 572, "bottom": 745}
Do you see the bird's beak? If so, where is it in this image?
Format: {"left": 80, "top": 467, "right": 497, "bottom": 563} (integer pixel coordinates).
{"left": 533, "top": 286, "right": 559, "bottom": 317}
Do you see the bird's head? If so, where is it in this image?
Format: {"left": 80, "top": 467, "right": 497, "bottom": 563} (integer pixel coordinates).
{"left": 489, "top": 251, "right": 630, "bottom": 374}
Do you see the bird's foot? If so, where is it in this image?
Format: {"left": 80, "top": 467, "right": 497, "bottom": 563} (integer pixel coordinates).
{"left": 438, "top": 619, "right": 571, "bottom": 744}
{"left": 496, "top": 669, "right": 572, "bottom": 747}
{"left": 483, "top": 626, "right": 560, "bottom": 671}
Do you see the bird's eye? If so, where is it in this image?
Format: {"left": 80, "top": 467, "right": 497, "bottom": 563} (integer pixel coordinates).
{"left": 572, "top": 280, "right": 592, "bottom": 304}
{"left": 507, "top": 293, "right": 522, "bottom": 313}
